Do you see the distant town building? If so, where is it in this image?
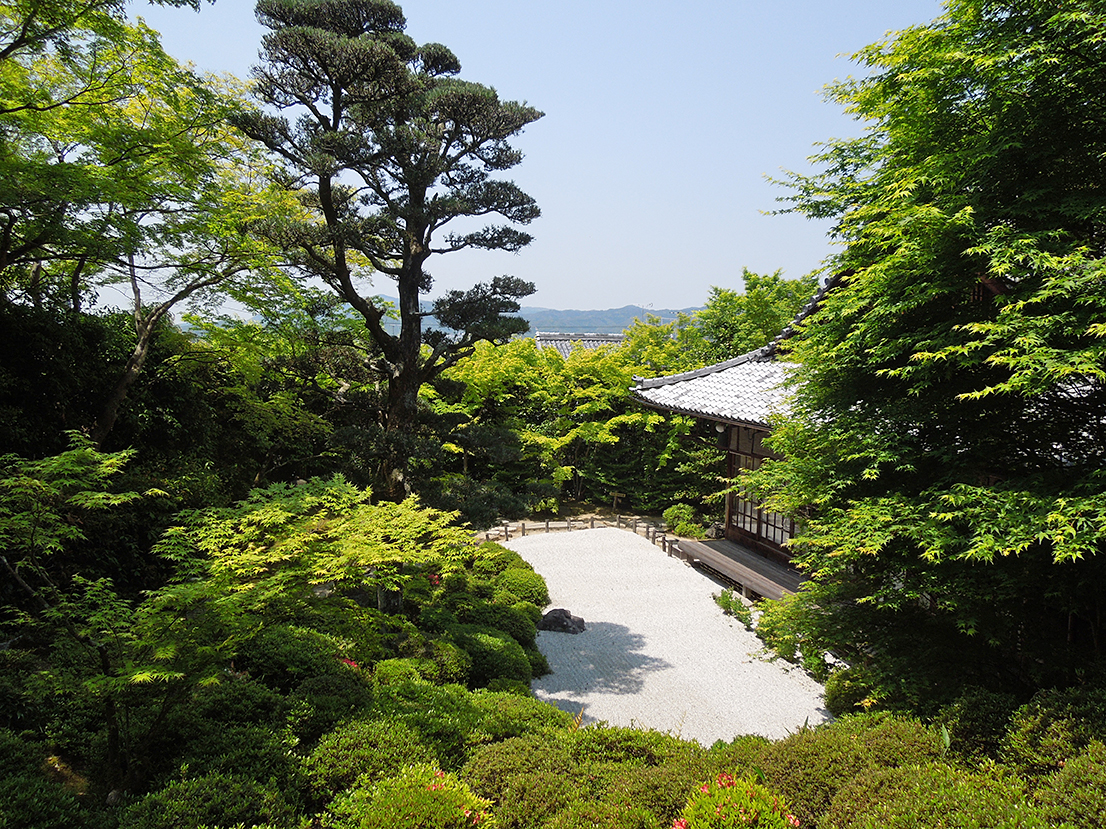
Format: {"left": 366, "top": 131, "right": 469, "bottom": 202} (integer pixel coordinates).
{"left": 534, "top": 332, "right": 626, "bottom": 360}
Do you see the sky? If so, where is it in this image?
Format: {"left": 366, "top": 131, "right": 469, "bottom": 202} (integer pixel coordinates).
{"left": 131, "top": 0, "right": 946, "bottom": 311}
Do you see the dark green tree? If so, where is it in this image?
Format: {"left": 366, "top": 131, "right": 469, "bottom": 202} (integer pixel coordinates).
{"left": 752, "top": 0, "right": 1106, "bottom": 706}
{"left": 233, "top": 0, "right": 541, "bottom": 450}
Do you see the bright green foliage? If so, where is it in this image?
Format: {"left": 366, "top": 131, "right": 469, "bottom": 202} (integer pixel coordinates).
{"left": 325, "top": 765, "right": 496, "bottom": 829}
{"left": 307, "top": 717, "right": 436, "bottom": 801}
{"left": 822, "top": 763, "right": 1047, "bottom": 829}
{"left": 694, "top": 271, "right": 818, "bottom": 364}
{"left": 1034, "top": 740, "right": 1106, "bottom": 829}
{"left": 756, "top": 714, "right": 942, "bottom": 827}
{"left": 678, "top": 772, "right": 800, "bottom": 829}
{"left": 118, "top": 772, "right": 296, "bottom": 829}
{"left": 1002, "top": 686, "right": 1106, "bottom": 776}
{"left": 751, "top": 0, "right": 1106, "bottom": 706}
{"left": 493, "top": 568, "right": 549, "bottom": 608}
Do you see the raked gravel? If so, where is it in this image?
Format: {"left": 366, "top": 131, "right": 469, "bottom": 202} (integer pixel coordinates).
{"left": 505, "top": 527, "right": 830, "bottom": 745}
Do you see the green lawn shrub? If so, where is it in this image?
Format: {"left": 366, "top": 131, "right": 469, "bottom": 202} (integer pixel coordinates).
{"left": 420, "top": 605, "right": 460, "bottom": 633}
{"left": 236, "top": 624, "right": 351, "bottom": 691}
{"left": 324, "top": 765, "right": 494, "bottom": 829}
{"left": 374, "top": 681, "right": 485, "bottom": 770}
{"left": 570, "top": 725, "right": 688, "bottom": 767}
{"left": 461, "top": 733, "right": 576, "bottom": 802}
{"left": 493, "top": 569, "right": 549, "bottom": 608}
{"left": 544, "top": 800, "right": 657, "bottom": 829}
{"left": 1033, "top": 740, "right": 1106, "bottom": 829}
{"left": 678, "top": 772, "right": 801, "bottom": 829}
{"left": 458, "top": 601, "right": 538, "bottom": 648}
{"left": 756, "top": 714, "right": 942, "bottom": 827}
{"left": 494, "top": 587, "right": 522, "bottom": 605}
{"left": 600, "top": 749, "right": 716, "bottom": 826}
{"left": 0, "top": 774, "right": 85, "bottom": 829}
{"left": 118, "top": 772, "right": 296, "bottom": 829}
{"left": 473, "top": 542, "right": 528, "bottom": 577}
{"left": 663, "top": 503, "right": 705, "bottom": 539}
{"left": 0, "top": 728, "right": 43, "bottom": 777}
{"left": 188, "top": 678, "right": 288, "bottom": 727}
{"left": 494, "top": 770, "right": 586, "bottom": 829}
{"left": 374, "top": 657, "right": 431, "bottom": 686}
{"left": 822, "top": 763, "right": 1047, "bottom": 829}
{"left": 286, "top": 672, "right": 374, "bottom": 743}
{"left": 523, "top": 645, "right": 551, "bottom": 678}
{"left": 431, "top": 638, "right": 473, "bottom": 685}
{"left": 936, "top": 685, "right": 1021, "bottom": 762}
{"left": 172, "top": 722, "right": 304, "bottom": 795}
{"left": 449, "top": 624, "right": 532, "bottom": 688}
{"left": 704, "top": 735, "right": 772, "bottom": 773}
{"left": 513, "top": 601, "right": 543, "bottom": 626}
{"left": 1003, "top": 686, "right": 1106, "bottom": 775}
{"left": 306, "top": 717, "right": 436, "bottom": 801}
{"left": 469, "top": 690, "right": 574, "bottom": 743}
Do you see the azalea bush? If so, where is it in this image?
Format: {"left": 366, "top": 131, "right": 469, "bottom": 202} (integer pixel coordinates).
{"left": 325, "top": 765, "right": 496, "bottom": 829}
{"left": 676, "top": 772, "right": 800, "bottom": 829}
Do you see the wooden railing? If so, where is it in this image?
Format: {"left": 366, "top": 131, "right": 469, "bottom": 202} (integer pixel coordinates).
{"left": 479, "top": 516, "right": 678, "bottom": 554}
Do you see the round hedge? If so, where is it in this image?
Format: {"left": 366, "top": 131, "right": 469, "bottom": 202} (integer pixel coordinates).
{"left": 822, "top": 763, "right": 1047, "bottom": 829}
{"left": 324, "top": 765, "right": 493, "bottom": 829}
{"left": 493, "top": 569, "right": 549, "bottom": 608}
{"left": 448, "top": 624, "right": 532, "bottom": 688}
{"left": 118, "top": 773, "right": 295, "bottom": 829}
{"left": 306, "top": 717, "right": 436, "bottom": 800}
{"left": 1034, "top": 739, "right": 1106, "bottom": 829}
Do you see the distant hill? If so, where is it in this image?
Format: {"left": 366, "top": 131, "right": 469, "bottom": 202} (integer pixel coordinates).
{"left": 371, "top": 297, "right": 700, "bottom": 337}
{"left": 519, "top": 304, "right": 700, "bottom": 335}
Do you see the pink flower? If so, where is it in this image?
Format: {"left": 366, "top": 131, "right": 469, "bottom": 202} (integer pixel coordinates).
{"left": 788, "top": 815, "right": 800, "bottom": 827}
{"left": 338, "top": 656, "right": 359, "bottom": 669}
{"left": 700, "top": 783, "right": 710, "bottom": 793}
{"left": 671, "top": 820, "right": 689, "bottom": 829}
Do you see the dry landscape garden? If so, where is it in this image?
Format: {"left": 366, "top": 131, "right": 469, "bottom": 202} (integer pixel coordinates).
{"left": 2, "top": 0, "right": 1106, "bottom": 827}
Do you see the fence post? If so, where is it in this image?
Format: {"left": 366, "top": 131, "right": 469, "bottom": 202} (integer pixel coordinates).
{"left": 589, "top": 516, "right": 594, "bottom": 529}
{"left": 632, "top": 518, "right": 638, "bottom": 533}
{"left": 503, "top": 522, "right": 510, "bottom": 541}
{"left": 521, "top": 522, "right": 526, "bottom": 537}
{"left": 567, "top": 518, "right": 572, "bottom": 532}
{"left": 545, "top": 518, "right": 550, "bottom": 533}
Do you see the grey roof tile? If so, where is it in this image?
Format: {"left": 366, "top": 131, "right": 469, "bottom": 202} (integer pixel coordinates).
{"left": 535, "top": 332, "right": 625, "bottom": 359}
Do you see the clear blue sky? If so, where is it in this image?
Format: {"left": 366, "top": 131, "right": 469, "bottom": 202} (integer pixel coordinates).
{"left": 131, "top": 0, "right": 945, "bottom": 311}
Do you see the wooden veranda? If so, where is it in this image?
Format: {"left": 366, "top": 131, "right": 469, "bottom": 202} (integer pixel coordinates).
{"left": 676, "top": 538, "right": 805, "bottom": 601}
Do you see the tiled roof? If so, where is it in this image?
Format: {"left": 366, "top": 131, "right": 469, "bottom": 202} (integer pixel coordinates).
{"left": 535, "top": 332, "right": 625, "bottom": 359}
{"left": 630, "top": 275, "right": 839, "bottom": 427}
{"left": 632, "top": 349, "right": 796, "bottom": 427}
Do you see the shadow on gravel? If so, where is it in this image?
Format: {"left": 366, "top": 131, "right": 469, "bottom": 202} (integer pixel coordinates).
{"left": 532, "top": 620, "right": 672, "bottom": 704}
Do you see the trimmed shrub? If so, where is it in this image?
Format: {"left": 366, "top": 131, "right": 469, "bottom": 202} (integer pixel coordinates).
{"left": 374, "top": 657, "right": 430, "bottom": 686}
{"left": 449, "top": 624, "right": 532, "bottom": 688}
{"left": 756, "top": 714, "right": 942, "bottom": 827}
{"left": 0, "top": 774, "right": 85, "bottom": 829}
{"left": 544, "top": 800, "right": 656, "bottom": 829}
{"left": 431, "top": 638, "right": 473, "bottom": 685}
{"left": 189, "top": 677, "right": 287, "bottom": 727}
{"left": 174, "top": 722, "right": 304, "bottom": 795}
{"left": 287, "top": 672, "right": 374, "bottom": 743}
{"left": 493, "top": 569, "right": 549, "bottom": 608}
{"left": 704, "top": 735, "right": 772, "bottom": 774}
{"left": 523, "top": 645, "right": 551, "bottom": 678}
{"left": 469, "top": 690, "right": 574, "bottom": 742}
{"left": 325, "top": 765, "right": 494, "bottom": 829}
{"left": 602, "top": 751, "right": 716, "bottom": 825}
{"left": 513, "top": 601, "right": 543, "bottom": 626}
{"left": 374, "top": 682, "right": 484, "bottom": 770}
{"left": 0, "top": 728, "right": 43, "bottom": 778}
{"left": 458, "top": 601, "right": 538, "bottom": 648}
{"left": 678, "top": 772, "right": 801, "bottom": 829}
{"left": 419, "top": 605, "right": 460, "bottom": 633}
{"left": 1034, "top": 740, "right": 1106, "bottom": 829}
{"left": 236, "top": 624, "right": 351, "bottom": 691}
{"left": 936, "top": 686, "right": 1020, "bottom": 762}
{"left": 118, "top": 773, "right": 295, "bottom": 829}
{"left": 495, "top": 770, "right": 584, "bottom": 829}
{"left": 822, "top": 763, "right": 1047, "bottom": 829}
{"left": 1003, "top": 686, "right": 1106, "bottom": 775}
{"left": 570, "top": 724, "right": 688, "bottom": 767}
{"left": 461, "top": 733, "right": 575, "bottom": 802}
{"left": 472, "top": 542, "right": 528, "bottom": 577}
{"left": 306, "top": 717, "right": 436, "bottom": 801}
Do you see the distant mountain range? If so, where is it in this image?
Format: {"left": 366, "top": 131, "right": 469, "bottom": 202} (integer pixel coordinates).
{"left": 519, "top": 304, "right": 700, "bottom": 335}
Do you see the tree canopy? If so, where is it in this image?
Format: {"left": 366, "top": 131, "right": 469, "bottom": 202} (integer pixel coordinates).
{"left": 233, "top": 0, "right": 542, "bottom": 447}
{"left": 753, "top": 0, "right": 1106, "bottom": 706}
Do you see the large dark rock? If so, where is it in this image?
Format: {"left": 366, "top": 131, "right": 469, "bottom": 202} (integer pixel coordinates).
{"left": 538, "top": 608, "right": 586, "bottom": 634}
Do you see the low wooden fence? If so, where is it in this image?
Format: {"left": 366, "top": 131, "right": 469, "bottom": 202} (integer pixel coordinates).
{"left": 479, "top": 516, "right": 678, "bottom": 555}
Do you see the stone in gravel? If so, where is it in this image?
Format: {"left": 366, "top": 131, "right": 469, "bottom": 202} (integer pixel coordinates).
{"left": 538, "top": 608, "right": 586, "bottom": 633}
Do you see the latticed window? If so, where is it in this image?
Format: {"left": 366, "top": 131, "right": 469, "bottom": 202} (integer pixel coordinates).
{"left": 726, "top": 426, "right": 795, "bottom": 560}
